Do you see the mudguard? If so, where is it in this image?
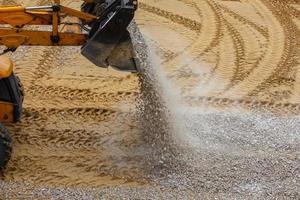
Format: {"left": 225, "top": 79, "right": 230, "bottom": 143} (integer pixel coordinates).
{"left": 0, "top": 56, "right": 13, "bottom": 79}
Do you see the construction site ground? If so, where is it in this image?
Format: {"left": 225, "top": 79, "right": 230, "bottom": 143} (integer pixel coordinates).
{"left": 0, "top": 0, "right": 299, "bottom": 199}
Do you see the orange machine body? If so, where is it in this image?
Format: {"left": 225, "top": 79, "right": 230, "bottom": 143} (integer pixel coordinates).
{"left": 0, "top": 1, "right": 97, "bottom": 48}
{"left": 0, "top": 56, "right": 14, "bottom": 123}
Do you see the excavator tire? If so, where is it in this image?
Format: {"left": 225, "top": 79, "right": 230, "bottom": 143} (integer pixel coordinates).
{"left": 0, "top": 124, "right": 12, "bottom": 171}
{"left": 15, "top": 75, "right": 24, "bottom": 103}
{"left": 6, "top": 73, "right": 23, "bottom": 121}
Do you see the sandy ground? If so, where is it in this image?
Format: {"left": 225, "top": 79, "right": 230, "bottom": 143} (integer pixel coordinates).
{"left": 0, "top": 0, "right": 300, "bottom": 199}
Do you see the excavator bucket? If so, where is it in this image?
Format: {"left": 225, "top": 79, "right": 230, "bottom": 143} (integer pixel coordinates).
{"left": 81, "top": 0, "right": 138, "bottom": 72}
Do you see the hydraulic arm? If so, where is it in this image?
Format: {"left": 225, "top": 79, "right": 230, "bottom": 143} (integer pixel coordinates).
{"left": 0, "top": 0, "right": 138, "bottom": 72}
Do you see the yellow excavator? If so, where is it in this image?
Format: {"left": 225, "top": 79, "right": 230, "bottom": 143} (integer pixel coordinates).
{"left": 0, "top": 0, "right": 138, "bottom": 170}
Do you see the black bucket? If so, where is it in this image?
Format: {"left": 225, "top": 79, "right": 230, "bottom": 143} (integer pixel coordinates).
{"left": 81, "top": 0, "right": 138, "bottom": 72}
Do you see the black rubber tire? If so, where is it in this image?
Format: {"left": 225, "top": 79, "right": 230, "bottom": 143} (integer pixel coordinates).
{"left": 9, "top": 73, "right": 24, "bottom": 122}
{"left": 0, "top": 73, "right": 24, "bottom": 122}
{"left": 15, "top": 75, "right": 24, "bottom": 103}
{"left": 0, "top": 124, "right": 12, "bottom": 171}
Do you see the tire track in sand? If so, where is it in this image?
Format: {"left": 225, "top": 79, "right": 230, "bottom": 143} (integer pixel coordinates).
{"left": 6, "top": 154, "right": 142, "bottom": 187}
{"left": 26, "top": 85, "right": 139, "bottom": 103}
{"left": 245, "top": 0, "right": 299, "bottom": 102}
{"left": 139, "top": 0, "right": 204, "bottom": 65}
{"left": 151, "top": 0, "right": 222, "bottom": 90}
{"left": 217, "top": 3, "right": 268, "bottom": 38}
{"left": 139, "top": 2, "right": 201, "bottom": 32}
{"left": 223, "top": 0, "right": 287, "bottom": 99}
{"left": 208, "top": 0, "right": 247, "bottom": 93}
{"left": 184, "top": 95, "right": 300, "bottom": 115}
{"left": 11, "top": 128, "right": 116, "bottom": 150}
{"left": 137, "top": 0, "right": 300, "bottom": 111}
{"left": 21, "top": 107, "right": 129, "bottom": 122}
{"left": 29, "top": 47, "right": 62, "bottom": 84}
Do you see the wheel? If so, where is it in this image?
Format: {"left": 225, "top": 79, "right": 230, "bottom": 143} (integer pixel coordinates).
{"left": 0, "top": 124, "right": 12, "bottom": 171}
{"left": 8, "top": 73, "right": 24, "bottom": 121}
{"left": 0, "top": 72, "right": 24, "bottom": 122}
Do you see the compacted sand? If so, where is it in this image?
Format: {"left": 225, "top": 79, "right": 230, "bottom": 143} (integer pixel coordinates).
{"left": 0, "top": 0, "right": 299, "bottom": 199}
